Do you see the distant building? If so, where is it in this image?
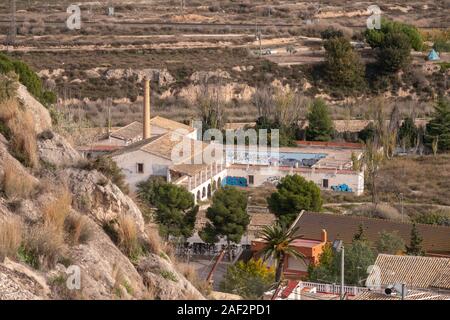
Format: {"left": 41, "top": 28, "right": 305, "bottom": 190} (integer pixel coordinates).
{"left": 366, "top": 254, "right": 450, "bottom": 293}
{"left": 91, "top": 79, "right": 368, "bottom": 200}
{"left": 251, "top": 229, "right": 328, "bottom": 278}
{"left": 354, "top": 290, "right": 450, "bottom": 300}
{"left": 289, "top": 211, "right": 450, "bottom": 256}
{"left": 265, "top": 280, "right": 367, "bottom": 300}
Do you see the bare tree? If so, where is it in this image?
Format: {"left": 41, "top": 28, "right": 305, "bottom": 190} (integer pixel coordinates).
{"left": 195, "top": 79, "right": 227, "bottom": 132}
{"left": 252, "top": 86, "right": 274, "bottom": 119}
{"left": 6, "top": 0, "right": 16, "bottom": 46}
{"left": 274, "top": 90, "right": 307, "bottom": 127}
{"left": 362, "top": 139, "right": 384, "bottom": 205}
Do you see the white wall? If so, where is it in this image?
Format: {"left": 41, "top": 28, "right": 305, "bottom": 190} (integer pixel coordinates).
{"left": 112, "top": 150, "right": 173, "bottom": 191}
{"left": 190, "top": 169, "right": 228, "bottom": 203}
{"left": 227, "top": 166, "right": 364, "bottom": 195}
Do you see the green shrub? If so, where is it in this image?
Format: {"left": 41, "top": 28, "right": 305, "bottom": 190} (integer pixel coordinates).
{"left": 82, "top": 157, "right": 129, "bottom": 194}
{"left": 0, "top": 54, "right": 56, "bottom": 107}
{"left": 160, "top": 270, "right": 178, "bottom": 282}
{"left": 364, "top": 19, "right": 423, "bottom": 51}
{"left": 220, "top": 259, "right": 275, "bottom": 299}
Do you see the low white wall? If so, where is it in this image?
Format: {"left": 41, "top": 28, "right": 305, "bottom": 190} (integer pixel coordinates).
{"left": 227, "top": 166, "right": 364, "bottom": 195}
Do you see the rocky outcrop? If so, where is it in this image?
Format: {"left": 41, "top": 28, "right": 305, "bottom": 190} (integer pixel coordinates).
{"left": 37, "top": 130, "right": 81, "bottom": 166}
{"left": 0, "top": 261, "right": 46, "bottom": 300}
{"left": 16, "top": 84, "right": 52, "bottom": 134}
{"left": 104, "top": 68, "right": 175, "bottom": 86}
{"left": 58, "top": 168, "right": 145, "bottom": 232}
{"left": 37, "top": 131, "right": 81, "bottom": 167}
{"left": 62, "top": 223, "right": 147, "bottom": 300}
{"left": 138, "top": 254, "right": 204, "bottom": 300}
{"left": 0, "top": 81, "right": 205, "bottom": 300}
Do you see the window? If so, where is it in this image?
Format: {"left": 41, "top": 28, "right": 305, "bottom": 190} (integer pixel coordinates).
{"left": 249, "top": 175, "right": 254, "bottom": 185}
{"left": 137, "top": 163, "right": 144, "bottom": 174}
{"left": 322, "top": 179, "right": 329, "bottom": 188}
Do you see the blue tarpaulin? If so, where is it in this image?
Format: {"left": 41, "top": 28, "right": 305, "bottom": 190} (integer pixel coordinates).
{"left": 331, "top": 184, "right": 353, "bottom": 192}
{"left": 428, "top": 49, "right": 440, "bottom": 61}
{"left": 224, "top": 176, "right": 248, "bottom": 187}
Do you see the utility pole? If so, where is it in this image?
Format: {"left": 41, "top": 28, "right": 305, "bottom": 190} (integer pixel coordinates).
{"left": 400, "top": 193, "right": 404, "bottom": 223}
{"left": 255, "top": 25, "right": 262, "bottom": 57}
{"left": 106, "top": 98, "right": 112, "bottom": 138}
{"left": 333, "top": 240, "right": 345, "bottom": 300}
{"left": 6, "top": 0, "right": 17, "bottom": 46}
{"left": 341, "top": 246, "right": 345, "bottom": 300}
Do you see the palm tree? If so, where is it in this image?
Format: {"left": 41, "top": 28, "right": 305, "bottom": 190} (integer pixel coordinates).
{"left": 258, "top": 223, "right": 304, "bottom": 283}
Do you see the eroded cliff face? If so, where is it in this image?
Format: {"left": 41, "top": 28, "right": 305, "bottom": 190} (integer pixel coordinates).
{"left": 0, "top": 81, "right": 204, "bottom": 300}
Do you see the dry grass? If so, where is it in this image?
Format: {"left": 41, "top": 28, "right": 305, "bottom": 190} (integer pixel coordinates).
{"left": 64, "top": 213, "right": 94, "bottom": 245}
{"left": 8, "top": 111, "right": 38, "bottom": 168}
{"left": 0, "top": 98, "right": 38, "bottom": 168}
{"left": 176, "top": 262, "right": 211, "bottom": 297}
{"left": 116, "top": 215, "right": 141, "bottom": 259}
{"left": 2, "top": 160, "right": 37, "bottom": 199}
{"left": 42, "top": 190, "right": 72, "bottom": 232}
{"left": 17, "top": 190, "right": 73, "bottom": 269}
{"left": 0, "top": 98, "right": 18, "bottom": 121}
{"left": 377, "top": 154, "right": 450, "bottom": 206}
{"left": 145, "top": 226, "right": 162, "bottom": 254}
{"left": 350, "top": 203, "right": 406, "bottom": 221}
{"left": 0, "top": 216, "right": 23, "bottom": 261}
{"left": 23, "top": 224, "right": 67, "bottom": 269}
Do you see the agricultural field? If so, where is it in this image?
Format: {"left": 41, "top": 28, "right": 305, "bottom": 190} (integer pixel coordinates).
{"left": 0, "top": 0, "right": 448, "bottom": 127}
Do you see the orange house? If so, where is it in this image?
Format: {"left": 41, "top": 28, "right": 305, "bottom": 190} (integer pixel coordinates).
{"left": 251, "top": 229, "right": 328, "bottom": 279}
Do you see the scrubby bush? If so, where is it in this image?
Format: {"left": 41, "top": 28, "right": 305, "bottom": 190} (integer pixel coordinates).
{"left": 220, "top": 259, "right": 275, "bottom": 299}
{"left": 42, "top": 191, "right": 72, "bottom": 232}
{"left": 376, "top": 230, "right": 405, "bottom": 254}
{"left": 364, "top": 19, "right": 423, "bottom": 51}
{"left": 0, "top": 97, "right": 38, "bottom": 168}
{"left": 104, "top": 215, "right": 144, "bottom": 261}
{"left": 413, "top": 211, "right": 450, "bottom": 226}
{"left": 81, "top": 156, "right": 129, "bottom": 194}
{"left": 21, "top": 223, "right": 67, "bottom": 269}
{"left": 377, "top": 32, "right": 412, "bottom": 73}
{"left": 351, "top": 203, "right": 404, "bottom": 221}
{"left": 2, "top": 160, "right": 37, "bottom": 199}
{"left": 64, "top": 213, "right": 94, "bottom": 245}
{"left": 0, "top": 53, "right": 56, "bottom": 107}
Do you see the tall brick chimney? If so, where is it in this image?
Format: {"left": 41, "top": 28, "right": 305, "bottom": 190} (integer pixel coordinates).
{"left": 143, "top": 77, "right": 151, "bottom": 139}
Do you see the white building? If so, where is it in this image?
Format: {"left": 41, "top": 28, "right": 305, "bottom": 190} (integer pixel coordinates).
{"left": 108, "top": 79, "right": 365, "bottom": 201}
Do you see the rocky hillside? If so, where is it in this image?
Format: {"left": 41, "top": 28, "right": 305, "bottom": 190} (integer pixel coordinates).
{"left": 0, "top": 78, "right": 204, "bottom": 300}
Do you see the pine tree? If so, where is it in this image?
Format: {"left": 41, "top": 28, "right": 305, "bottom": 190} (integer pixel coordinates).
{"left": 306, "top": 99, "right": 334, "bottom": 141}
{"left": 425, "top": 97, "right": 450, "bottom": 152}
{"left": 323, "top": 36, "right": 365, "bottom": 92}
{"left": 405, "top": 224, "right": 424, "bottom": 256}
{"left": 353, "top": 224, "right": 367, "bottom": 242}
{"left": 200, "top": 187, "right": 250, "bottom": 257}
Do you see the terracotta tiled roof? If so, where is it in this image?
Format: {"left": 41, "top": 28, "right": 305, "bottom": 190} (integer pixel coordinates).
{"left": 110, "top": 121, "right": 142, "bottom": 141}
{"left": 111, "top": 132, "right": 208, "bottom": 162}
{"left": 367, "top": 254, "right": 450, "bottom": 291}
{"left": 170, "top": 163, "right": 212, "bottom": 176}
{"left": 110, "top": 117, "right": 194, "bottom": 142}
{"left": 150, "top": 116, "right": 194, "bottom": 133}
{"left": 354, "top": 290, "right": 450, "bottom": 300}
{"left": 291, "top": 212, "right": 450, "bottom": 254}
